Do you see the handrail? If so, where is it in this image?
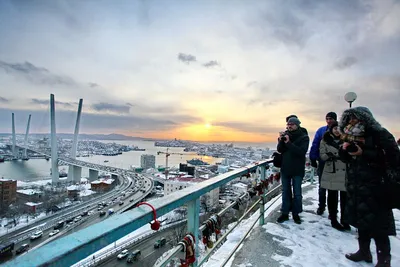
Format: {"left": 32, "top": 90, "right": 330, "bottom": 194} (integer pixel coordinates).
{"left": 154, "top": 183, "right": 282, "bottom": 267}
{"left": 4, "top": 160, "right": 271, "bottom": 267}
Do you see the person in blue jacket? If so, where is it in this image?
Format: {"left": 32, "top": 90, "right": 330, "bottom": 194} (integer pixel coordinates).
{"left": 309, "top": 112, "right": 337, "bottom": 215}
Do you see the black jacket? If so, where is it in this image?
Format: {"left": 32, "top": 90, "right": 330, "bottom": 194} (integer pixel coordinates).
{"left": 339, "top": 107, "right": 397, "bottom": 236}
{"left": 277, "top": 129, "right": 310, "bottom": 177}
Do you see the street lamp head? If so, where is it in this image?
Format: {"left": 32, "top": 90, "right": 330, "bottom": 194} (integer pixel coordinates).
{"left": 344, "top": 92, "right": 357, "bottom": 103}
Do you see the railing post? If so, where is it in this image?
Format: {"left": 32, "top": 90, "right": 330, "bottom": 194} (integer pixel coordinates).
{"left": 187, "top": 198, "right": 200, "bottom": 266}
{"left": 259, "top": 165, "right": 266, "bottom": 225}
{"left": 311, "top": 167, "right": 315, "bottom": 184}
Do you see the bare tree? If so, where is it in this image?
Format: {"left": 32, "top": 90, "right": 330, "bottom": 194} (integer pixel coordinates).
{"left": 200, "top": 194, "right": 211, "bottom": 213}
{"left": 8, "top": 204, "right": 22, "bottom": 227}
{"left": 168, "top": 224, "right": 186, "bottom": 245}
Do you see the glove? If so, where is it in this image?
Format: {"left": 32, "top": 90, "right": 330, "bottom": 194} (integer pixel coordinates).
{"left": 326, "top": 152, "right": 335, "bottom": 158}
{"left": 310, "top": 159, "right": 318, "bottom": 168}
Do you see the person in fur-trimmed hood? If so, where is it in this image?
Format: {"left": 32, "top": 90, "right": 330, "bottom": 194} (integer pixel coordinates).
{"left": 338, "top": 106, "right": 399, "bottom": 267}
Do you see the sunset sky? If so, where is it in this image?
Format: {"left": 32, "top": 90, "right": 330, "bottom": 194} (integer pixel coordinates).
{"left": 0, "top": 0, "right": 399, "bottom": 142}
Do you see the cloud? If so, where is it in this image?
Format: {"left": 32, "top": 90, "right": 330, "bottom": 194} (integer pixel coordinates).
{"left": 31, "top": 98, "right": 48, "bottom": 105}
{"left": 215, "top": 121, "right": 279, "bottom": 134}
{"left": 335, "top": 57, "right": 358, "bottom": 70}
{"left": 0, "top": 60, "right": 77, "bottom": 86}
{"left": 0, "top": 96, "right": 9, "bottom": 103}
{"left": 1, "top": 0, "right": 400, "bottom": 141}
{"left": 31, "top": 98, "right": 76, "bottom": 109}
{"left": 177, "top": 53, "right": 197, "bottom": 64}
{"left": 203, "top": 60, "right": 219, "bottom": 68}
{"left": 91, "top": 102, "right": 131, "bottom": 114}
{"left": 0, "top": 107, "right": 201, "bottom": 134}
{"left": 88, "top": 82, "right": 99, "bottom": 88}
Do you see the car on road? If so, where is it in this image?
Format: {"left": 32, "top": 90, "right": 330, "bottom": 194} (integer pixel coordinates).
{"left": 54, "top": 221, "right": 64, "bottom": 230}
{"left": 30, "top": 231, "right": 43, "bottom": 240}
{"left": 99, "top": 210, "right": 106, "bottom": 216}
{"left": 74, "top": 216, "right": 82, "bottom": 222}
{"left": 119, "top": 201, "right": 124, "bottom": 205}
{"left": 15, "top": 244, "right": 29, "bottom": 254}
{"left": 117, "top": 249, "right": 129, "bottom": 259}
{"left": 127, "top": 250, "right": 141, "bottom": 263}
{"left": 154, "top": 237, "right": 167, "bottom": 249}
{"left": 49, "top": 229, "right": 60, "bottom": 236}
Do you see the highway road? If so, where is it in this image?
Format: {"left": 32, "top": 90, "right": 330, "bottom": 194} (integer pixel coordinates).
{"left": 0, "top": 175, "right": 153, "bottom": 265}
{"left": 98, "top": 224, "right": 182, "bottom": 267}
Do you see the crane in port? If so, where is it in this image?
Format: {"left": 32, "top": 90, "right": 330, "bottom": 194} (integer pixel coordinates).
{"left": 157, "top": 148, "right": 199, "bottom": 180}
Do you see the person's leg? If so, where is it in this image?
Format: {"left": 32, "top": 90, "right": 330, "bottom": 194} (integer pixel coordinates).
{"left": 374, "top": 234, "right": 391, "bottom": 266}
{"left": 317, "top": 161, "right": 326, "bottom": 215}
{"left": 328, "top": 190, "right": 344, "bottom": 231}
{"left": 292, "top": 176, "right": 303, "bottom": 224}
{"left": 277, "top": 174, "right": 291, "bottom": 223}
{"left": 339, "top": 191, "right": 350, "bottom": 230}
{"left": 345, "top": 229, "right": 372, "bottom": 263}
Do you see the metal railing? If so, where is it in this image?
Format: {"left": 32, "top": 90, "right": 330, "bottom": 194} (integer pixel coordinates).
{"left": 4, "top": 160, "right": 271, "bottom": 267}
{"left": 73, "top": 220, "right": 185, "bottom": 267}
{"left": 154, "top": 182, "right": 282, "bottom": 267}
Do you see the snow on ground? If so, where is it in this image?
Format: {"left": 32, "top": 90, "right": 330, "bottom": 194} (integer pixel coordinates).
{"left": 0, "top": 212, "right": 47, "bottom": 236}
{"left": 204, "top": 183, "right": 400, "bottom": 267}
{"left": 203, "top": 188, "right": 282, "bottom": 267}
{"left": 17, "top": 179, "right": 52, "bottom": 187}
{"left": 263, "top": 186, "right": 400, "bottom": 267}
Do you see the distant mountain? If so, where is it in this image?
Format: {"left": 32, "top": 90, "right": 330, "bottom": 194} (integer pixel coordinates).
{"left": 0, "top": 132, "right": 163, "bottom": 141}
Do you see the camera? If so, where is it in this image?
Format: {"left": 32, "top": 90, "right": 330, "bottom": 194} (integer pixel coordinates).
{"left": 346, "top": 142, "right": 359, "bottom": 153}
{"left": 280, "top": 131, "right": 289, "bottom": 142}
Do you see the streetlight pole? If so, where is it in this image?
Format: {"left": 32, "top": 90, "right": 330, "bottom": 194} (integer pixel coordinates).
{"left": 344, "top": 92, "right": 357, "bottom": 108}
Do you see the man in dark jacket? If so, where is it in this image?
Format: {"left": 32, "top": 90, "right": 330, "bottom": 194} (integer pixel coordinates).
{"left": 309, "top": 112, "right": 337, "bottom": 215}
{"left": 276, "top": 117, "right": 310, "bottom": 224}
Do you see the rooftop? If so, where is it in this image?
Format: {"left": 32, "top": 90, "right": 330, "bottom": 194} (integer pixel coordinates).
{"left": 16, "top": 189, "right": 42, "bottom": 195}
{"left": 90, "top": 178, "right": 115, "bottom": 185}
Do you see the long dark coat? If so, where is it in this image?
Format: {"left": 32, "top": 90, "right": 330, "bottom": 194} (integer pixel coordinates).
{"left": 339, "top": 107, "right": 398, "bottom": 237}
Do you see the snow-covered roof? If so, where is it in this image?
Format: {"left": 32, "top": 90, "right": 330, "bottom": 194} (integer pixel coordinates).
{"left": 67, "top": 184, "right": 91, "bottom": 191}
{"left": 168, "top": 177, "right": 206, "bottom": 183}
{"left": 232, "top": 182, "right": 248, "bottom": 189}
{"left": 91, "top": 178, "right": 115, "bottom": 185}
{"left": 80, "top": 189, "right": 95, "bottom": 197}
{"left": 17, "top": 189, "right": 42, "bottom": 195}
{"left": 25, "top": 202, "right": 42, "bottom": 206}
{"left": 0, "top": 178, "right": 16, "bottom": 182}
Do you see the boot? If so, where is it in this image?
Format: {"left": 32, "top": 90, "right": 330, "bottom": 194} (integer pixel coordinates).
{"left": 293, "top": 214, "right": 301, "bottom": 224}
{"left": 331, "top": 218, "right": 345, "bottom": 231}
{"left": 345, "top": 237, "right": 372, "bottom": 263}
{"left": 375, "top": 236, "right": 391, "bottom": 267}
{"left": 340, "top": 219, "right": 351, "bottom": 231}
{"left": 316, "top": 207, "right": 324, "bottom": 215}
{"left": 277, "top": 214, "right": 289, "bottom": 223}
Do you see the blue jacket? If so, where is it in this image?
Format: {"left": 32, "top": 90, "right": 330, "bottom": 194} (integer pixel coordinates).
{"left": 309, "top": 125, "right": 328, "bottom": 161}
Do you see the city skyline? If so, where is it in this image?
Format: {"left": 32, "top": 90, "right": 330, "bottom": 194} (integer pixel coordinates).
{"left": 0, "top": 1, "right": 399, "bottom": 142}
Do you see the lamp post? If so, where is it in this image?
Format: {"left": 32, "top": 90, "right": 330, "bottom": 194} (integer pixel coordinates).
{"left": 344, "top": 92, "right": 357, "bottom": 108}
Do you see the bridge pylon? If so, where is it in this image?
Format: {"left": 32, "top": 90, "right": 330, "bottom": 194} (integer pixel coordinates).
{"left": 50, "top": 94, "right": 59, "bottom": 184}
{"left": 68, "top": 98, "right": 83, "bottom": 183}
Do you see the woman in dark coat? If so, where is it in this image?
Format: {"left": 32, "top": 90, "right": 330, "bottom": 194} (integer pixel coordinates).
{"left": 338, "top": 107, "right": 399, "bottom": 267}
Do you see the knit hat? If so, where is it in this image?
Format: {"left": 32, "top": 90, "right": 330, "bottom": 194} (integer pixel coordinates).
{"left": 286, "top": 114, "right": 298, "bottom": 122}
{"left": 287, "top": 117, "right": 301, "bottom": 126}
{"left": 326, "top": 112, "right": 337, "bottom": 121}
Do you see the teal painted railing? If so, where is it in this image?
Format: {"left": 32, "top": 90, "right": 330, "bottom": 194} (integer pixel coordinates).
{"left": 5, "top": 160, "right": 272, "bottom": 267}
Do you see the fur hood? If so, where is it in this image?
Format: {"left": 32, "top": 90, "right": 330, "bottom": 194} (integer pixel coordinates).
{"left": 339, "top": 106, "right": 382, "bottom": 133}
